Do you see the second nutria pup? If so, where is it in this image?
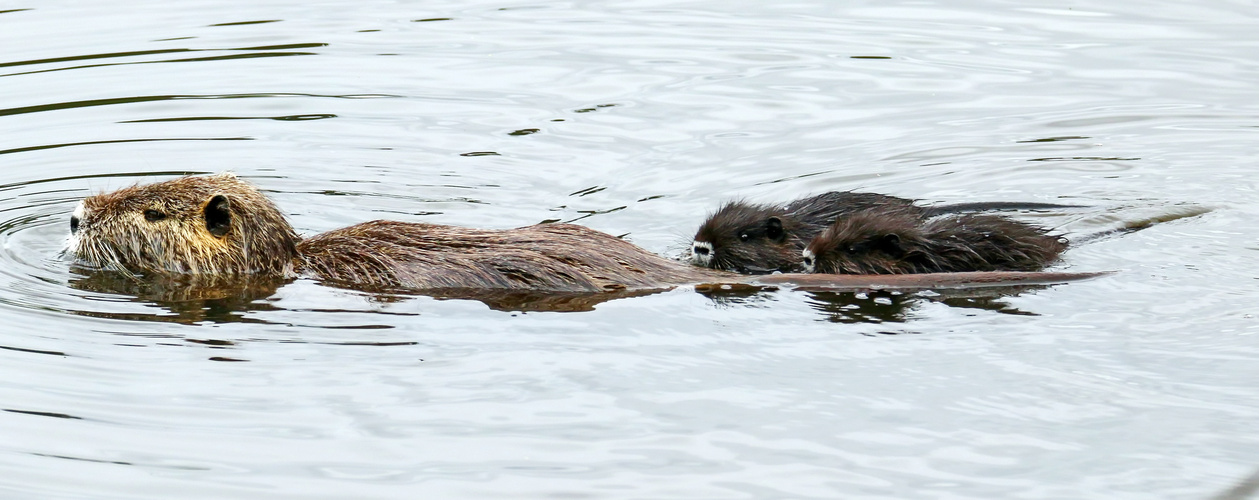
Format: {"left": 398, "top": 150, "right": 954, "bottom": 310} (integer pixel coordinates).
{"left": 689, "top": 191, "right": 1077, "bottom": 274}
{"left": 801, "top": 206, "right": 1067, "bottom": 274}
{"left": 68, "top": 173, "right": 736, "bottom": 294}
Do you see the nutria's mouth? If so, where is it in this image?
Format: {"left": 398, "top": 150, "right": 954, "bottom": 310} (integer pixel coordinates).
{"left": 688, "top": 240, "right": 782, "bottom": 274}
{"left": 689, "top": 240, "right": 714, "bottom": 267}
{"left": 801, "top": 249, "right": 816, "bottom": 273}
{"left": 66, "top": 238, "right": 142, "bottom": 278}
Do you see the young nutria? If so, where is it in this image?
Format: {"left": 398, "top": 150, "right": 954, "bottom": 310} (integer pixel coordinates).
{"left": 690, "top": 192, "right": 918, "bottom": 274}
{"left": 689, "top": 191, "right": 1077, "bottom": 274}
{"left": 68, "top": 173, "right": 736, "bottom": 294}
{"left": 801, "top": 206, "right": 1067, "bottom": 274}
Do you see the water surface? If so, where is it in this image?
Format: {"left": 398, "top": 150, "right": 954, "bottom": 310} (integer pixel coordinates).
{"left": 2, "top": 1, "right": 1258, "bottom": 498}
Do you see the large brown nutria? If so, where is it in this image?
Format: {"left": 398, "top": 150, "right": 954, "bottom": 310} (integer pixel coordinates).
{"left": 688, "top": 191, "right": 1078, "bottom": 274}
{"left": 801, "top": 205, "right": 1067, "bottom": 274}
{"left": 68, "top": 173, "right": 736, "bottom": 294}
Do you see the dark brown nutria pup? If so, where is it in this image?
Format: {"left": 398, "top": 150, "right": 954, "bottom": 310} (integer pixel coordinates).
{"left": 690, "top": 192, "right": 918, "bottom": 274}
{"left": 68, "top": 173, "right": 736, "bottom": 293}
{"left": 689, "top": 192, "right": 1078, "bottom": 274}
{"left": 801, "top": 206, "right": 1067, "bottom": 274}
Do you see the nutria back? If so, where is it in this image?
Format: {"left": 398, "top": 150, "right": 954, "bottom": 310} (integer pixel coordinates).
{"left": 69, "top": 173, "right": 299, "bottom": 276}
{"left": 802, "top": 206, "right": 1067, "bottom": 274}
{"left": 689, "top": 192, "right": 917, "bottom": 274}
{"left": 297, "top": 220, "right": 731, "bottom": 293}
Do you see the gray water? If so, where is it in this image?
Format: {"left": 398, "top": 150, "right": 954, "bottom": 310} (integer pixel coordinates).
{"left": 2, "top": 0, "right": 1258, "bottom": 498}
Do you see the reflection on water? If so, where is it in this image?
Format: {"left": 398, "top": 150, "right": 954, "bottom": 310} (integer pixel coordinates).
{"left": 68, "top": 264, "right": 1063, "bottom": 320}
{"left": 804, "top": 287, "right": 1041, "bottom": 324}
{"left": 67, "top": 266, "right": 289, "bottom": 324}
{"left": 411, "top": 287, "right": 671, "bottom": 312}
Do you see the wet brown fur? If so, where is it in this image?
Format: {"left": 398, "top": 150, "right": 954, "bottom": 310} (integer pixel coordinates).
{"left": 297, "top": 220, "right": 730, "bottom": 292}
{"left": 691, "top": 192, "right": 918, "bottom": 274}
{"left": 70, "top": 174, "right": 733, "bottom": 293}
{"left": 803, "top": 206, "right": 1067, "bottom": 274}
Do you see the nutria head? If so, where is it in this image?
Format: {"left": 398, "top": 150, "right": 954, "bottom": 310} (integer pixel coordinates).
{"left": 802, "top": 207, "right": 925, "bottom": 274}
{"left": 689, "top": 201, "right": 805, "bottom": 274}
{"left": 803, "top": 207, "right": 1067, "bottom": 274}
{"left": 68, "top": 173, "right": 300, "bottom": 276}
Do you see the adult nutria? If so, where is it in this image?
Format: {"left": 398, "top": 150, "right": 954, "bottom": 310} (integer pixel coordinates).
{"left": 68, "top": 173, "right": 736, "bottom": 294}
{"left": 801, "top": 205, "right": 1067, "bottom": 274}
{"left": 689, "top": 191, "right": 1077, "bottom": 274}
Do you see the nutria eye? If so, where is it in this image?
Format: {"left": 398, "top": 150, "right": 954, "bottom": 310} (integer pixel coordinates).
{"left": 70, "top": 215, "right": 80, "bottom": 233}
{"left": 144, "top": 209, "right": 166, "bottom": 222}
{"left": 802, "top": 256, "right": 813, "bottom": 266}
{"left": 739, "top": 233, "right": 750, "bottom": 242}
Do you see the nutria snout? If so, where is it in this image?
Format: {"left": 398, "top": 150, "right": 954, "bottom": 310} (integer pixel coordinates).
{"left": 802, "top": 206, "right": 1067, "bottom": 274}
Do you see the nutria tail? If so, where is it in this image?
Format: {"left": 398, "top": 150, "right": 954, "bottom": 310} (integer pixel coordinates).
{"left": 923, "top": 201, "right": 1087, "bottom": 216}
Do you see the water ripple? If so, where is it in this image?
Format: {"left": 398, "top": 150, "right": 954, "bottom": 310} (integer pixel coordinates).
{"left": 1, "top": 0, "right": 1257, "bottom": 498}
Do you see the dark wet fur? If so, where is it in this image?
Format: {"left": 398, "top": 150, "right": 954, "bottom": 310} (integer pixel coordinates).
{"left": 691, "top": 191, "right": 1081, "bottom": 274}
{"left": 692, "top": 192, "right": 917, "bottom": 274}
{"left": 804, "top": 206, "right": 1067, "bottom": 274}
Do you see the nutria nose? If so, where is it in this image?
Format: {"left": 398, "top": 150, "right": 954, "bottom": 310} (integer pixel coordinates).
{"left": 71, "top": 201, "right": 85, "bottom": 234}
{"left": 693, "top": 245, "right": 709, "bottom": 256}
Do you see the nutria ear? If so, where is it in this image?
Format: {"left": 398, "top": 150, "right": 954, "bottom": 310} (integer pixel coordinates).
{"left": 205, "top": 194, "right": 232, "bottom": 238}
{"left": 876, "top": 233, "right": 903, "bottom": 256}
{"left": 765, "top": 217, "right": 785, "bottom": 242}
